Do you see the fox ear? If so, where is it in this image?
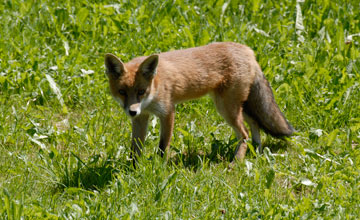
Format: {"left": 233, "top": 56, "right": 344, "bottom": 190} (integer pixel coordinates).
{"left": 105, "top": 53, "right": 125, "bottom": 79}
{"left": 138, "top": 55, "right": 159, "bottom": 80}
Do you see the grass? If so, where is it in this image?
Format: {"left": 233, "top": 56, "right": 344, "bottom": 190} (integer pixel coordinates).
{"left": 1, "top": 0, "right": 360, "bottom": 219}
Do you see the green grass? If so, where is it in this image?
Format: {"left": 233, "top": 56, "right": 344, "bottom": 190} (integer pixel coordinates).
{"left": 1, "top": 0, "right": 360, "bottom": 218}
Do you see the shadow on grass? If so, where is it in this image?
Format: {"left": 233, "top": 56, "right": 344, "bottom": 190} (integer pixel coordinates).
{"left": 170, "top": 134, "right": 291, "bottom": 171}
{"left": 54, "top": 136, "right": 291, "bottom": 191}
{"left": 55, "top": 153, "right": 133, "bottom": 192}
{"left": 170, "top": 135, "right": 238, "bottom": 171}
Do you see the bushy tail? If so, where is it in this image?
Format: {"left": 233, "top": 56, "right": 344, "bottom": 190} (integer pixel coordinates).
{"left": 244, "top": 70, "right": 294, "bottom": 137}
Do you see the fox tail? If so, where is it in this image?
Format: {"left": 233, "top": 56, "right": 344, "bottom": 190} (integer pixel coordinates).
{"left": 244, "top": 70, "right": 294, "bottom": 137}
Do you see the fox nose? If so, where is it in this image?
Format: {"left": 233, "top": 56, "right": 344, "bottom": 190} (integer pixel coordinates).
{"left": 129, "top": 110, "right": 137, "bottom": 117}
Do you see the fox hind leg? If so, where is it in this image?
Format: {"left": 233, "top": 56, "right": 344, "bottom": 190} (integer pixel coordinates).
{"left": 230, "top": 112, "right": 249, "bottom": 161}
{"left": 244, "top": 113, "right": 262, "bottom": 153}
{"left": 211, "top": 93, "right": 249, "bottom": 161}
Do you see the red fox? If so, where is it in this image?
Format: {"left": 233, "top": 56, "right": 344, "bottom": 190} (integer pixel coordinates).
{"left": 104, "top": 42, "right": 294, "bottom": 163}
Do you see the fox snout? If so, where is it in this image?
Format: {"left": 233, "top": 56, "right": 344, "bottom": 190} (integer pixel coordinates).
{"left": 128, "top": 104, "right": 141, "bottom": 117}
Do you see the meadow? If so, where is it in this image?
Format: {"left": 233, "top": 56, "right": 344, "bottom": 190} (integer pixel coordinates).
{"left": 0, "top": 0, "right": 359, "bottom": 219}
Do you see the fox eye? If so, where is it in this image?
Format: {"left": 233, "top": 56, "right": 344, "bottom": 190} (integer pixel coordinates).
{"left": 118, "top": 89, "right": 126, "bottom": 96}
{"left": 138, "top": 89, "right": 146, "bottom": 96}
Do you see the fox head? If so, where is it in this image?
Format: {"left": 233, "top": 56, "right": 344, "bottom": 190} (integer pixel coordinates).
{"left": 105, "top": 53, "right": 158, "bottom": 117}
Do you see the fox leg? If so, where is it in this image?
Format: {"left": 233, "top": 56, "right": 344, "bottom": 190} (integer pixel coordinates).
{"left": 230, "top": 111, "right": 250, "bottom": 161}
{"left": 212, "top": 94, "right": 249, "bottom": 161}
{"left": 131, "top": 113, "right": 150, "bottom": 163}
{"left": 158, "top": 107, "right": 175, "bottom": 160}
{"left": 244, "top": 113, "right": 262, "bottom": 153}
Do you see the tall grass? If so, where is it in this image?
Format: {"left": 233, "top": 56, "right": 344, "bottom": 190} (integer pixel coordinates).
{"left": 1, "top": 0, "right": 359, "bottom": 218}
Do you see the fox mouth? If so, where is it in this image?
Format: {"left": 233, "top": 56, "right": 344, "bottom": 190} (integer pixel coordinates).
{"left": 129, "top": 110, "right": 137, "bottom": 117}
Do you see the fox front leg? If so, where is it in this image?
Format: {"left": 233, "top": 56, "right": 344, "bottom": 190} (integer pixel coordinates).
{"left": 131, "top": 113, "right": 150, "bottom": 165}
{"left": 158, "top": 108, "right": 175, "bottom": 160}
